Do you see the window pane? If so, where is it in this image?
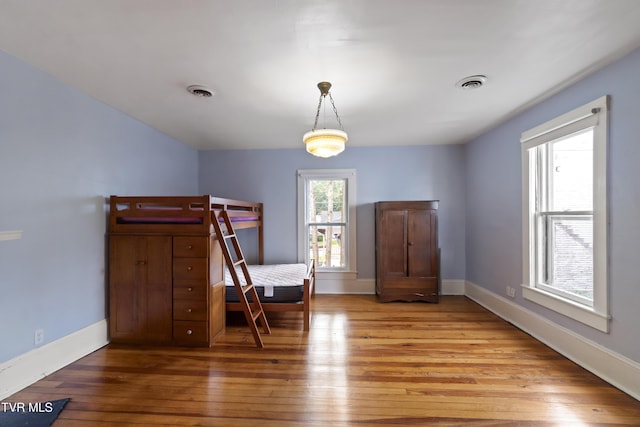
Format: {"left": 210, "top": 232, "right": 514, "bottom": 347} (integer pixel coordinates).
{"left": 307, "top": 225, "right": 346, "bottom": 268}
{"left": 298, "top": 169, "right": 356, "bottom": 273}
{"left": 307, "top": 179, "right": 346, "bottom": 224}
{"left": 549, "top": 130, "right": 593, "bottom": 211}
{"left": 543, "top": 215, "right": 593, "bottom": 301}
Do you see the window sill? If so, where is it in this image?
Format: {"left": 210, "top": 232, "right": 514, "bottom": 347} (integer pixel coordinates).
{"left": 522, "top": 286, "right": 609, "bottom": 332}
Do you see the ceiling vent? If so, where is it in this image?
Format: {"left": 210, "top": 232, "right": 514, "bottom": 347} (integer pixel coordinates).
{"left": 455, "top": 75, "right": 487, "bottom": 90}
{"left": 187, "top": 85, "right": 214, "bottom": 97}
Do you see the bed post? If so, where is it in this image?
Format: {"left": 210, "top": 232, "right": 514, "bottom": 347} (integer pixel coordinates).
{"left": 258, "top": 202, "right": 264, "bottom": 265}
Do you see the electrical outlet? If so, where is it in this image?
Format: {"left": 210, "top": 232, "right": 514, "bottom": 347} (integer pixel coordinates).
{"left": 34, "top": 329, "right": 44, "bottom": 346}
{"left": 506, "top": 286, "right": 516, "bottom": 298}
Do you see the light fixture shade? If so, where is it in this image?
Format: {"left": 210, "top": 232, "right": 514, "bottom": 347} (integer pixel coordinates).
{"left": 303, "top": 129, "right": 348, "bottom": 158}
{"left": 304, "top": 81, "right": 348, "bottom": 158}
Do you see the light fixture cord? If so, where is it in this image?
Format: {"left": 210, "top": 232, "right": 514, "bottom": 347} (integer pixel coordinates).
{"left": 311, "top": 93, "right": 344, "bottom": 131}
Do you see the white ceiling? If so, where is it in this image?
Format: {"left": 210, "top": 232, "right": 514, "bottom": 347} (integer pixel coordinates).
{"left": 2, "top": 1, "right": 640, "bottom": 151}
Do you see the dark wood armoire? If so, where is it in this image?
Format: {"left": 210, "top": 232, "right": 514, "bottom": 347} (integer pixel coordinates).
{"left": 375, "top": 201, "right": 440, "bottom": 303}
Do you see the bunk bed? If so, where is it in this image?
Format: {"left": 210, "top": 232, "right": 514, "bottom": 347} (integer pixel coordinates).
{"left": 109, "top": 195, "right": 315, "bottom": 339}
{"left": 110, "top": 195, "right": 264, "bottom": 260}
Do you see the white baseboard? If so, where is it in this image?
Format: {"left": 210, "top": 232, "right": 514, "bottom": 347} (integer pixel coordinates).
{"left": 316, "top": 277, "right": 375, "bottom": 294}
{"left": 465, "top": 281, "right": 640, "bottom": 401}
{"left": 0, "top": 319, "right": 109, "bottom": 400}
{"left": 316, "top": 278, "right": 465, "bottom": 296}
{"left": 441, "top": 279, "right": 466, "bottom": 295}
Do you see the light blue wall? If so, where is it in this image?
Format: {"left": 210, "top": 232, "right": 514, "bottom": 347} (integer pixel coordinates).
{"left": 0, "top": 50, "right": 198, "bottom": 363}
{"left": 199, "top": 144, "right": 466, "bottom": 280}
{"left": 465, "top": 47, "right": 640, "bottom": 363}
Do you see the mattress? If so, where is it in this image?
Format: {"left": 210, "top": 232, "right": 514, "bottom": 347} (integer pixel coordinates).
{"left": 225, "top": 263, "right": 308, "bottom": 303}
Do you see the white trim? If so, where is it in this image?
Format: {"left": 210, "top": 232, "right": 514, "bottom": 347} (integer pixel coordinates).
{"left": 521, "top": 285, "right": 609, "bottom": 331}
{"left": 465, "top": 281, "right": 640, "bottom": 401}
{"left": 521, "top": 95, "right": 609, "bottom": 331}
{"left": 520, "top": 96, "right": 605, "bottom": 145}
{"left": 316, "top": 276, "right": 374, "bottom": 294}
{"left": 521, "top": 112, "right": 599, "bottom": 150}
{"left": 0, "top": 319, "right": 108, "bottom": 400}
{"left": 591, "top": 98, "right": 609, "bottom": 316}
{"left": 297, "top": 169, "right": 357, "bottom": 272}
{"left": 314, "top": 277, "right": 463, "bottom": 296}
{"left": 441, "top": 279, "right": 466, "bottom": 295}
{"left": 0, "top": 230, "right": 23, "bottom": 241}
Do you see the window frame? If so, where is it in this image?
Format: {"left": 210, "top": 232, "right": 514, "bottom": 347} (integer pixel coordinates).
{"left": 521, "top": 95, "right": 609, "bottom": 332}
{"left": 297, "top": 169, "right": 357, "bottom": 274}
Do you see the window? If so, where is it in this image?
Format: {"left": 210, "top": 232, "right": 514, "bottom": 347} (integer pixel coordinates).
{"left": 297, "top": 169, "right": 356, "bottom": 273}
{"left": 521, "top": 96, "right": 609, "bottom": 332}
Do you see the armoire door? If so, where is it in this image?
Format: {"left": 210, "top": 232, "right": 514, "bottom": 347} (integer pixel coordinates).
{"left": 378, "top": 208, "right": 409, "bottom": 278}
{"left": 109, "top": 235, "right": 173, "bottom": 343}
{"left": 407, "top": 208, "right": 437, "bottom": 278}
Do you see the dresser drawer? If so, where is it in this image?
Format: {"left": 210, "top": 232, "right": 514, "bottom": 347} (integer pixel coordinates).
{"left": 173, "top": 237, "right": 208, "bottom": 258}
{"left": 173, "top": 282, "right": 207, "bottom": 300}
{"left": 173, "top": 257, "right": 208, "bottom": 280}
{"left": 173, "top": 321, "right": 207, "bottom": 345}
{"left": 173, "top": 299, "right": 208, "bottom": 321}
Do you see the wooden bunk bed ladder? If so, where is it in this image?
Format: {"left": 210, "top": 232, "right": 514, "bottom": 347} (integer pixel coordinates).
{"left": 213, "top": 210, "right": 271, "bottom": 348}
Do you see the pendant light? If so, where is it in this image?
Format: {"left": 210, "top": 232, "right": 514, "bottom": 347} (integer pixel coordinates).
{"left": 303, "top": 82, "right": 348, "bottom": 158}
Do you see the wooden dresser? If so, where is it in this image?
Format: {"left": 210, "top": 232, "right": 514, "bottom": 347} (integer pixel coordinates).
{"left": 375, "top": 201, "right": 440, "bottom": 303}
{"left": 109, "top": 232, "right": 225, "bottom": 347}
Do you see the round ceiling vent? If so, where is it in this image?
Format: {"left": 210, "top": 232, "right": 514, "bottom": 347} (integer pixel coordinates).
{"left": 455, "top": 75, "right": 487, "bottom": 90}
{"left": 187, "top": 85, "right": 214, "bottom": 97}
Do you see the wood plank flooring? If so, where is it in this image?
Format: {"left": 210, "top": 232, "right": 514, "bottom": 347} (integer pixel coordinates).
{"left": 6, "top": 295, "right": 640, "bottom": 426}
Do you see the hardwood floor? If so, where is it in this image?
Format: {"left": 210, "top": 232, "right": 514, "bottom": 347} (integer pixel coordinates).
{"left": 6, "top": 295, "right": 640, "bottom": 426}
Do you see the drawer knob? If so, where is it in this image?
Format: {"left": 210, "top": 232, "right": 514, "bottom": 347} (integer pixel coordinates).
{"left": 187, "top": 308, "right": 192, "bottom": 313}
{"left": 188, "top": 245, "right": 193, "bottom": 249}
{"left": 187, "top": 266, "right": 192, "bottom": 271}
{"left": 186, "top": 329, "right": 193, "bottom": 335}
{"left": 188, "top": 287, "right": 193, "bottom": 292}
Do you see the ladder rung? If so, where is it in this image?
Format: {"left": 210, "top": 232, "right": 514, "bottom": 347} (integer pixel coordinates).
{"left": 251, "top": 309, "right": 264, "bottom": 321}
{"left": 241, "top": 283, "right": 254, "bottom": 294}
{"left": 233, "top": 259, "right": 245, "bottom": 267}
{"left": 223, "top": 233, "right": 236, "bottom": 240}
